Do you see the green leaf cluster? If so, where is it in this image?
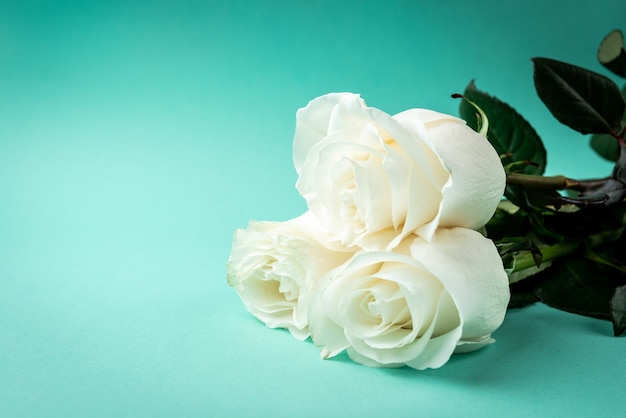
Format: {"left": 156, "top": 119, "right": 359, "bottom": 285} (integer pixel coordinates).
{"left": 460, "top": 81, "right": 546, "bottom": 175}
{"left": 457, "top": 29, "right": 626, "bottom": 336}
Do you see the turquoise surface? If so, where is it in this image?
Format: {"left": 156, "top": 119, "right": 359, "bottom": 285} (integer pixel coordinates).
{"left": 1, "top": 1, "right": 625, "bottom": 416}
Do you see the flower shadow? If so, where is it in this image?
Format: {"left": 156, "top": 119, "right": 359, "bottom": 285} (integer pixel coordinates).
{"left": 377, "top": 305, "right": 610, "bottom": 387}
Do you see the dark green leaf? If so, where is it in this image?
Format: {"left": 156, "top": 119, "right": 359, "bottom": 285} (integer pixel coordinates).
{"left": 501, "top": 185, "right": 565, "bottom": 241}
{"left": 532, "top": 57, "right": 626, "bottom": 134}
{"left": 508, "top": 293, "right": 539, "bottom": 309}
{"left": 610, "top": 285, "right": 626, "bottom": 336}
{"left": 588, "top": 225, "right": 626, "bottom": 265}
{"left": 508, "top": 273, "right": 545, "bottom": 309}
{"left": 589, "top": 83, "right": 626, "bottom": 162}
{"left": 542, "top": 204, "right": 624, "bottom": 238}
{"left": 484, "top": 205, "right": 530, "bottom": 241}
{"left": 598, "top": 29, "right": 626, "bottom": 78}
{"left": 534, "top": 259, "right": 621, "bottom": 324}
{"left": 459, "top": 80, "right": 546, "bottom": 175}
{"left": 508, "top": 283, "right": 540, "bottom": 308}
{"left": 590, "top": 133, "right": 620, "bottom": 161}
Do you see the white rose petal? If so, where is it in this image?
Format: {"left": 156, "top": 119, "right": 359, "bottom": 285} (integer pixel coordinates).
{"left": 308, "top": 228, "right": 510, "bottom": 369}
{"left": 394, "top": 109, "right": 506, "bottom": 230}
{"left": 227, "top": 212, "right": 355, "bottom": 340}
{"left": 293, "top": 93, "right": 505, "bottom": 251}
{"left": 409, "top": 228, "right": 511, "bottom": 343}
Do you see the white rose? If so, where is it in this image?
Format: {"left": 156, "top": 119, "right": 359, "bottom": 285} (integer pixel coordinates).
{"left": 226, "top": 211, "right": 355, "bottom": 340}
{"left": 308, "top": 227, "right": 510, "bottom": 370}
{"left": 293, "top": 93, "right": 505, "bottom": 250}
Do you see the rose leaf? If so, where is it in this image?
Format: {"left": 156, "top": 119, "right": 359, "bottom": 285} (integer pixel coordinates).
{"left": 508, "top": 274, "right": 542, "bottom": 309}
{"left": 542, "top": 204, "right": 625, "bottom": 238}
{"left": 459, "top": 80, "right": 546, "bottom": 175}
{"left": 610, "top": 285, "right": 626, "bottom": 336}
{"left": 590, "top": 133, "right": 620, "bottom": 161}
{"left": 590, "top": 83, "right": 626, "bottom": 162}
{"left": 484, "top": 204, "right": 530, "bottom": 241}
{"left": 532, "top": 57, "right": 626, "bottom": 134}
{"left": 534, "top": 259, "right": 621, "bottom": 326}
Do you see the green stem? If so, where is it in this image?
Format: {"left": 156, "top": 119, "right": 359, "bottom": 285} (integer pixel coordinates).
{"left": 586, "top": 250, "right": 626, "bottom": 274}
{"left": 506, "top": 173, "right": 608, "bottom": 191}
{"left": 512, "top": 239, "right": 581, "bottom": 273}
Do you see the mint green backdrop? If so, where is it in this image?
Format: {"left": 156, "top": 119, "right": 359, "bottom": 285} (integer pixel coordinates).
{"left": 1, "top": 1, "right": 625, "bottom": 417}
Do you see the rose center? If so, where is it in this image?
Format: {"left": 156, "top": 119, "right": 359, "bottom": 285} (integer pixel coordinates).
{"left": 278, "top": 276, "right": 300, "bottom": 301}
{"left": 249, "top": 256, "right": 301, "bottom": 305}
{"left": 356, "top": 284, "right": 412, "bottom": 331}
{"left": 339, "top": 180, "right": 359, "bottom": 223}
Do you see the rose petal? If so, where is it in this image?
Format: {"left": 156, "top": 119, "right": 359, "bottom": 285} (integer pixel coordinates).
{"left": 347, "top": 285, "right": 457, "bottom": 366}
{"left": 293, "top": 93, "right": 363, "bottom": 174}
{"left": 410, "top": 227, "right": 510, "bottom": 339}
{"left": 345, "top": 347, "right": 405, "bottom": 368}
{"left": 396, "top": 109, "right": 506, "bottom": 230}
{"left": 308, "top": 267, "right": 352, "bottom": 358}
{"left": 454, "top": 335, "right": 495, "bottom": 354}
{"left": 294, "top": 95, "right": 505, "bottom": 252}
{"left": 226, "top": 212, "right": 355, "bottom": 340}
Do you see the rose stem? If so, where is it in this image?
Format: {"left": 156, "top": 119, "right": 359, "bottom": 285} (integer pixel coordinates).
{"left": 511, "top": 239, "right": 581, "bottom": 273}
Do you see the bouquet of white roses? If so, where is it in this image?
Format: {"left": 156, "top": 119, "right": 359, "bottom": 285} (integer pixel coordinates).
{"left": 226, "top": 28, "right": 626, "bottom": 370}
{"left": 227, "top": 92, "right": 510, "bottom": 370}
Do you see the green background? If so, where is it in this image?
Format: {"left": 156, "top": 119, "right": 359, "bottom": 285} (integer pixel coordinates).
{"left": 1, "top": 1, "right": 625, "bottom": 416}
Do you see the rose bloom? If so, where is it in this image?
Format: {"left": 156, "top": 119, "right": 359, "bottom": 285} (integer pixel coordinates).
{"left": 227, "top": 211, "right": 354, "bottom": 340}
{"left": 308, "top": 227, "right": 510, "bottom": 370}
{"left": 293, "top": 93, "right": 505, "bottom": 251}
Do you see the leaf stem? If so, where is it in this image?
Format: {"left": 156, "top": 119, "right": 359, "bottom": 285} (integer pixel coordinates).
{"left": 506, "top": 173, "right": 608, "bottom": 191}
{"left": 512, "top": 239, "right": 581, "bottom": 273}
